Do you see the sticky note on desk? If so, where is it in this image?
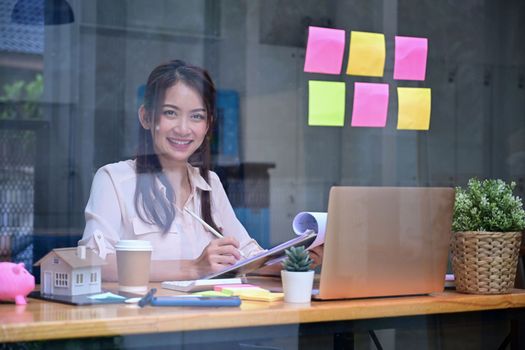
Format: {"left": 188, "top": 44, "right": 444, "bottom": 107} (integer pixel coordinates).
{"left": 193, "top": 290, "right": 231, "bottom": 297}
{"left": 214, "top": 285, "right": 283, "bottom": 302}
{"left": 214, "top": 284, "right": 257, "bottom": 291}
{"left": 304, "top": 26, "right": 346, "bottom": 75}
{"left": 87, "top": 292, "right": 126, "bottom": 300}
{"left": 237, "top": 291, "right": 284, "bottom": 302}
{"left": 216, "top": 285, "right": 269, "bottom": 296}
{"left": 346, "top": 31, "right": 385, "bottom": 77}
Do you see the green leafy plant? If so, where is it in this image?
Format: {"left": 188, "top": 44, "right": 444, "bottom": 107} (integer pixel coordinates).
{"left": 453, "top": 178, "right": 525, "bottom": 232}
{"left": 282, "top": 246, "right": 313, "bottom": 272}
{"left": 0, "top": 73, "right": 43, "bottom": 119}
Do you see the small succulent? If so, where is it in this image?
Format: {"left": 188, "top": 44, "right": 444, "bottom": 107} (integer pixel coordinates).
{"left": 282, "top": 246, "right": 313, "bottom": 272}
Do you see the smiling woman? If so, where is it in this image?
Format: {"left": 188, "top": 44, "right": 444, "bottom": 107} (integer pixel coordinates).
{"left": 78, "top": 60, "right": 265, "bottom": 281}
{"left": 142, "top": 85, "right": 209, "bottom": 169}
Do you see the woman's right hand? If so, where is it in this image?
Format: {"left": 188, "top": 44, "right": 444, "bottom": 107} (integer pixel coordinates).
{"left": 193, "top": 237, "right": 241, "bottom": 277}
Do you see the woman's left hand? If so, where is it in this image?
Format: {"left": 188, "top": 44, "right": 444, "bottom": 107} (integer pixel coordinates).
{"left": 309, "top": 244, "right": 324, "bottom": 268}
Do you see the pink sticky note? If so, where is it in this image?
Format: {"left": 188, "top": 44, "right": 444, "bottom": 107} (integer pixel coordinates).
{"left": 351, "top": 82, "right": 389, "bottom": 127}
{"left": 393, "top": 36, "right": 428, "bottom": 81}
{"left": 304, "top": 26, "right": 345, "bottom": 75}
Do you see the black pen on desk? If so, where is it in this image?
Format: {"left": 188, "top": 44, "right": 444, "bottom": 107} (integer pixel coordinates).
{"left": 138, "top": 288, "right": 157, "bottom": 308}
{"left": 183, "top": 207, "right": 247, "bottom": 258}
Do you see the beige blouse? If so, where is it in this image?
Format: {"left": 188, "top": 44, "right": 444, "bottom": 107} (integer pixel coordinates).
{"left": 79, "top": 160, "right": 263, "bottom": 260}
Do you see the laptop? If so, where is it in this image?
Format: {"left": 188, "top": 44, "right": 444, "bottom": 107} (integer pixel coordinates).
{"left": 313, "top": 186, "right": 454, "bottom": 300}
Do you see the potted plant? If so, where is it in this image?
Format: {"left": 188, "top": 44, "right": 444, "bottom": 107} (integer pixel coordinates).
{"left": 451, "top": 178, "right": 525, "bottom": 294}
{"left": 281, "top": 245, "right": 314, "bottom": 303}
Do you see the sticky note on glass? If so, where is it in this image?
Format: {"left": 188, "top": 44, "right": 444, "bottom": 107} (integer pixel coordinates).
{"left": 308, "top": 80, "right": 346, "bottom": 127}
{"left": 397, "top": 87, "right": 431, "bottom": 130}
{"left": 351, "top": 83, "right": 389, "bottom": 127}
{"left": 346, "top": 31, "right": 385, "bottom": 77}
{"left": 304, "top": 26, "right": 346, "bottom": 75}
{"left": 393, "top": 36, "right": 428, "bottom": 81}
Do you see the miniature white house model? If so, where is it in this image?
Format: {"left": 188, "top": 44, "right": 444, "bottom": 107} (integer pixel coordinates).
{"left": 34, "top": 246, "right": 106, "bottom": 296}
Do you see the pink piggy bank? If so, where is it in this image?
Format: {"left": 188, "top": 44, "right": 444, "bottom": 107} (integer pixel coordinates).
{"left": 0, "top": 262, "right": 35, "bottom": 305}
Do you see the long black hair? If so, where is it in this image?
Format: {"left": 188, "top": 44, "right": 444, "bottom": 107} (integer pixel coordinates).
{"left": 134, "top": 60, "right": 219, "bottom": 233}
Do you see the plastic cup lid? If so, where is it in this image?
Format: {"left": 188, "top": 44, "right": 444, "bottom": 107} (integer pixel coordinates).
{"left": 115, "top": 240, "right": 153, "bottom": 252}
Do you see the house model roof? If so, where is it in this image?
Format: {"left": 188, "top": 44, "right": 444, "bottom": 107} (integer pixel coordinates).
{"left": 34, "top": 247, "right": 106, "bottom": 268}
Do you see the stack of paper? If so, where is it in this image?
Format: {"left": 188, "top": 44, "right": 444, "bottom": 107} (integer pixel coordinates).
{"left": 161, "top": 277, "right": 243, "bottom": 292}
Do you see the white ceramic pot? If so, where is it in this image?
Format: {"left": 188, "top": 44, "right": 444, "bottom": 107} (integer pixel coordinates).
{"left": 281, "top": 270, "right": 315, "bottom": 303}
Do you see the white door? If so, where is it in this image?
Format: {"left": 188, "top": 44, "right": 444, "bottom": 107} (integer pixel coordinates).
{"left": 43, "top": 272, "right": 52, "bottom": 294}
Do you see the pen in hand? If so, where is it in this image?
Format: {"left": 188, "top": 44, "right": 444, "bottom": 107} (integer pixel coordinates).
{"left": 184, "top": 207, "right": 247, "bottom": 259}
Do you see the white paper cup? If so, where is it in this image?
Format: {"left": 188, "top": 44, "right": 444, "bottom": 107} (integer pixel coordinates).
{"left": 115, "top": 240, "right": 153, "bottom": 294}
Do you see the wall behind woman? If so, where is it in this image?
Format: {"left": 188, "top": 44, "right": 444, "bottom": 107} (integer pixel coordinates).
{"left": 37, "top": 0, "right": 525, "bottom": 248}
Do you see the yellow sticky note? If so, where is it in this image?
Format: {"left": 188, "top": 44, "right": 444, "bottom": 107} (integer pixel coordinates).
{"left": 397, "top": 87, "right": 431, "bottom": 130}
{"left": 346, "top": 31, "right": 385, "bottom": 77}
{"left": 308, "top": 80, "right": 346, "bottom": 127}
{"left": 220, "top": 287, "right": 269, "bottom": 296}
{"left": 237, "top": 290, "right": 284, "bottom": 302}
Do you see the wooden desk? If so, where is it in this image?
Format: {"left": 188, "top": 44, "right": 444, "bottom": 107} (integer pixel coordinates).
{"left": 2, "top": 281, "right": 525, "bottom": 347}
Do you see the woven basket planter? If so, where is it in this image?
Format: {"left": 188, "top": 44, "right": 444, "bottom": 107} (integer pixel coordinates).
{"left": 450, "top": 231, "right": 522, "bottom": 294}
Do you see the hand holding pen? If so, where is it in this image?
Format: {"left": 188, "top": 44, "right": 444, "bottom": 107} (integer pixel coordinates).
{"left": 193, "top": 237, "right": 244, "bottom": 275}
{"left": 184, "top": 207, "right": 247, "bottom": 259}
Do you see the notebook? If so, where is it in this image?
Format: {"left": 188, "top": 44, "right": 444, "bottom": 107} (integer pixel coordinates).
{"left": 313, "top": 186, "right": 454, "bottom": 300}
{"left": 202, "top": 230, "right": 317, "bottom": 279}
{"left": 161, "top": 277, "right": 244, "bottom": 292}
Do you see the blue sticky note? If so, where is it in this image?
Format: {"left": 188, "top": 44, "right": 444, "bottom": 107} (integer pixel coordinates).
{"left": 88, "top": 292, "right": 126, "bottom": 300}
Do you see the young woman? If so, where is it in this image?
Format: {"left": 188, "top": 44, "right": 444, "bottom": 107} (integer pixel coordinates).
{"left": 79, "top": 60, "right": 264, "bottom": 281}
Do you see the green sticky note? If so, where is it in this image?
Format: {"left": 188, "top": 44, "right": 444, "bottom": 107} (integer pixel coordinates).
{"left": 192, "top": 290, "right": 231, "bottom": 297}
{"left": 308, "top": 80, "right": 346, "bottom": 127}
